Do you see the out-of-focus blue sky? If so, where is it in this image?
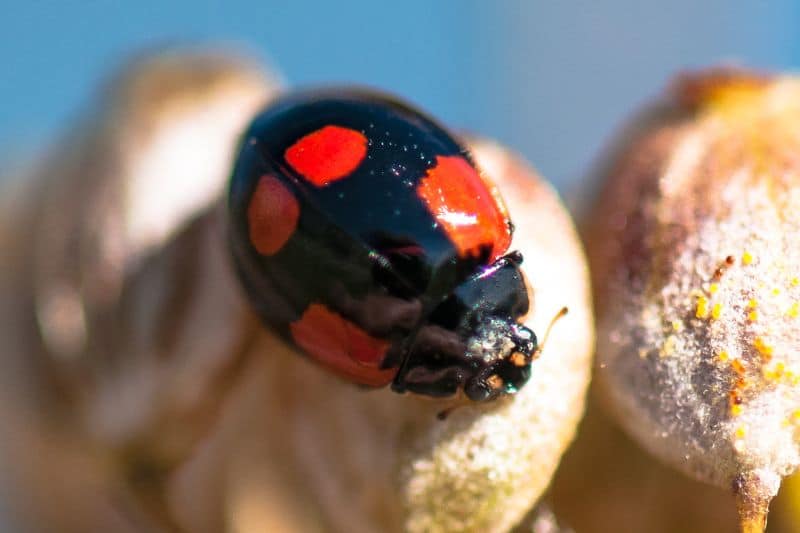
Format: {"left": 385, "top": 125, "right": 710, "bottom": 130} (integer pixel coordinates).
{"left": 1, "top": 1, "right": 798, "bottom": 190}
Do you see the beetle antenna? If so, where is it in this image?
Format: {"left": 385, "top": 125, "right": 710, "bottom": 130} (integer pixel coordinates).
{"left": 538, "top": 306, "right": 569, "bottom": 354}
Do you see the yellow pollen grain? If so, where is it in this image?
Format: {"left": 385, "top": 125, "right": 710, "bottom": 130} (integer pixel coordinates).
{"left": 787, "top": 302, "right": 800, "bottom": 318}
{"left": 753, "top": 336, "right": 774, "bottom": 358}
{"left": 711, "top": 303, "right": 723, "bottom": 320}
{"left": 731, "top": 404, "right": 743, "bottom": 417}
{"left": 709, "top": 283, "right": 719, "bottom": 295}
{"left": 671, "top": 320, "right": 683, "bottom": 332}
{"left": 772, "top": 287, "right": 781, "bottom": 296}
{"left": 763, "top": 361, "right": 786, "bottom": 381}
{"left": 742, "top": 251, "right": 754, "bottom": 265}
{"left": 735, "top": 426, "right": 747, "bottom": 439}
{"left": 791, "top": 277, "right": 799, "bottom": 287}
{"left": 748, "top": 310, "right": 759, "bottom": 322}
{"left": 661, "top": 335, "right": 677, "bottom": 357}
{"left": 718, "top": 350, "right": 729, "bottom": 363}
{"left": 792, "top": 409, "right": 800, "bottom": 422}
{"left": 696, "top": 295, "right": 710, "bottom": 319}
{"left": 747, "top": 298, "right": 758, "bottom": 308}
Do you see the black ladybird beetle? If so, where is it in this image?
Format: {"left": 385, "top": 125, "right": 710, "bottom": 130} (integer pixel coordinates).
{"left": 228, "top": 89, "right": 541, "bottom": 402}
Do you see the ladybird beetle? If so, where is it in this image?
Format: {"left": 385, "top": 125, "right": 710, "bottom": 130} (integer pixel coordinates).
{"left": 228, "top": 89, "right": 539, "bottom": 401}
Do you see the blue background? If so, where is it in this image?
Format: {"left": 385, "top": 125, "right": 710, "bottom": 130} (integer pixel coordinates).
{"left": 2, "top": 1, "right": 798, "bottom": 190}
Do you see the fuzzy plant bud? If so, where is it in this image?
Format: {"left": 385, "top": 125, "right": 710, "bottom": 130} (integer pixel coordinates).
{"left": 586, "top": 69, "right": 800, "bottom": 532}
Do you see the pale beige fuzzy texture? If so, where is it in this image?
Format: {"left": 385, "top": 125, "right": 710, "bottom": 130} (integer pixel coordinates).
{"left": 0, "top": 50, "right": 593, "bottom": 532}
{"left": 587, "top": 72, "right": 800, "bottom": 518}
{"left": 0, "top": 48, "right": 280, "bottom": 532}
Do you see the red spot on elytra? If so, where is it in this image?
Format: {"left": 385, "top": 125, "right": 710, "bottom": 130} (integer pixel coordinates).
{"left": 416, "top": 155, "right": 511, "bottom": 261}
{"left": 247, "top": 175, "right": 300, "bottom": 255}
{"left": 285, "top": 125, "right": 368, "bottom": 186}
{"left": 289, "top": 303, "right": 395, "bottom": 386}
